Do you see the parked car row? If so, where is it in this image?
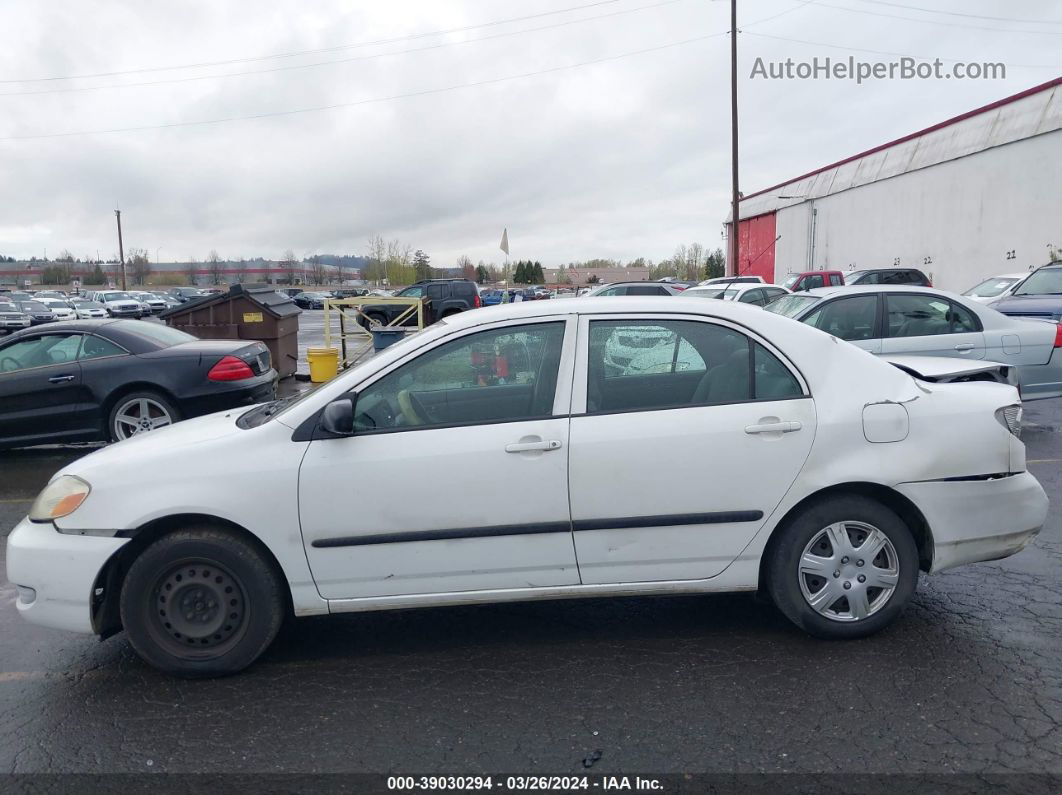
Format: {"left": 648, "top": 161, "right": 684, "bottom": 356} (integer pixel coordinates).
{"left": 6, "top": 294, "right": 1045, "bottom": 676}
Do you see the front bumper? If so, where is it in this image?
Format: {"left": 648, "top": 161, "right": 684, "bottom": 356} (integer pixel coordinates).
{"left": 0, "top": 319, "right": 30, "bottom": 329}
{"left": 896, "top": 471, "right": 1048, "bottom": 573}
{"left": 6, "top": 516, "right": 128, "bottom": 634}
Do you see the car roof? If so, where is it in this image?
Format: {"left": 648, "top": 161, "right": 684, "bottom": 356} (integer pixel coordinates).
{"left": 798, "top": 284, "right": 954, "bottom": 299}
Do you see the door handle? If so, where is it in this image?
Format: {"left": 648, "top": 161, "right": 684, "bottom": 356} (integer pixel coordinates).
{"left": 954, "top": 343, "right": 975, "bottom": 352}
{"left": 505, "top": 439, "right": 563, "bottom": 453}
{"left": 745, "top": 421, "right": 802, "bottom": 435}
{"left": 48, "top": 375, "right": 75, "bottom": 383}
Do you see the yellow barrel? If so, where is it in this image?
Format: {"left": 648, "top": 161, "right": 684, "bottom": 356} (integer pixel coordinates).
{"left": 306, "top": 347, "right": 339, "bottom": 383}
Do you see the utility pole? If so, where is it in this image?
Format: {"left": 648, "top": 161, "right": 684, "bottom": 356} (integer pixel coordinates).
{"left": 114, "top": 209, "right": 127, "bottom": 290}
{"left": 729, "top": 0, "right": 740, "bottom": 278}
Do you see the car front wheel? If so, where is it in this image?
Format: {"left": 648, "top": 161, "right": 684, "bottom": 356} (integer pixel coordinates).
{"left": 766, "top": 495, "right": 918, "bottom": 639}
{"left": 120, "top": 527, "right": 286, "bottom": 677}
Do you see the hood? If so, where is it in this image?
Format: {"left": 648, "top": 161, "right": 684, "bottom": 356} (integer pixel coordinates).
{"left": 991, "top": 295, "right": 1062, "bottom": 316}
{"left": 57, "top": 408, "right": 247, "bottom": 484}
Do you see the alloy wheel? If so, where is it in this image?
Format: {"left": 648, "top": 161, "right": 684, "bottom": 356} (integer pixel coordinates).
{"left": 113, "top": 397, "right": 173, "bottom": 439}
{"left": 797, "top": 521, "right": 900, "bottom": 622}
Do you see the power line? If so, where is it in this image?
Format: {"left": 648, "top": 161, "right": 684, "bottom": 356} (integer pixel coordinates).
{"left": 848, "top": 0, "right": 1062, "bottom": 25}
{"left": 0, "top": 0, "right": 686, "bottom": 98}
{"left": 0, "top": 0, "right": 624, "bottom": 84}
{"left": 806, "top": 0, "right": 1062, "bottom": 35}
{"left": 743, "top": 30, "right": 1061, "bottom": 70}
{"left": 0, "top": 33, "right": 723, "bottom": 142}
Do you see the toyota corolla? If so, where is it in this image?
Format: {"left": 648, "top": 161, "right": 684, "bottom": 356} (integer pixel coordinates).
{"left": 6, "top": 298, "right": 1047, "bottom": 677}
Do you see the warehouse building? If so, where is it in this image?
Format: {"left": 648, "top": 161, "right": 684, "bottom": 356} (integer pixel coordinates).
{"left": 725, "top": 77, "right": 1061, "bottom": 291}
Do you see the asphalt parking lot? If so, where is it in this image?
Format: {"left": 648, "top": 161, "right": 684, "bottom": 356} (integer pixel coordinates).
{"left": 0, "top": 320, "right": 1059, "bottom": 778}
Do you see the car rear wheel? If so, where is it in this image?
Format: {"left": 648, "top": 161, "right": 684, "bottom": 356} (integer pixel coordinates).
{"left": 120, "top": 527, "right": 285, "bottom": 677}
{"left": 109, "top": 391, "right": 179, "bottom": 442}
{"left": 766, "top": 495, "right": 918, "bottom": 639}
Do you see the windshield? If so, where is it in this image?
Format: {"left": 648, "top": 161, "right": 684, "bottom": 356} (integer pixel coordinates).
{"left": 20, "top": 301, "right": 49, "bottom": 312}
{"left": 103, "top": 292, "right": 133, "bottom": 301}
{"left": 1011, "top": 268, "right": 1062, "bottom": 296}
{"left": 844, "top": 270, "right": 869, "bottom": 283}
{"left": 398, "top": 285, "right": 425, "bottom": 298}
{"left": 684, "top": 288, "right": 726, "bottom": 299}
{"left": 782, "top": 275, "right": 800, "bottom": 289}
{"left": 964, "top": 276, "right": 1020, "bottom": 298}
{"left": 0, "top": 303, "right": 16, "bottom": 312}
{"left": 113, "top": 320, "right": 195, "bottom": 347}
{"left": 764, "top": 294, "right": 821, "bottom": 318}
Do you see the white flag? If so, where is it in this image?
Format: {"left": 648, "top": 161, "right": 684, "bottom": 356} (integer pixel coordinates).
{"left": 499, "top": 228, "right": 510, "bottom": 256}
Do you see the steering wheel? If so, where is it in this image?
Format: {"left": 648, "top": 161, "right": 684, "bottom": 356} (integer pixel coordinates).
{"left": 0, "top": 356, "right": 19, "bottom": 373}
{"left": 396, "top": 389, "right": 425, "bottom": 426}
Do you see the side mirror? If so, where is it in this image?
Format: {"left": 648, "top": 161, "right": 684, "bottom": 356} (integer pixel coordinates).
{"left": 319, "top": 398, "right": 354, "bottom": 437}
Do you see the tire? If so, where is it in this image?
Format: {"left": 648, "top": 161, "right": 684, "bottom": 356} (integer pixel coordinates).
{"left": 766, "top": 495, "right": 918, "bottom": 639}
{"left": 120, "top": 526, "right": 285, "bottom": 677}
{"left": 108, "top": 390, "right": 180, "bottom": 442}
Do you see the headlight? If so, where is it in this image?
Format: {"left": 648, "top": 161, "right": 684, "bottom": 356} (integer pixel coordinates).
{"left": 29, "top": 475, "right": 91, "bottom": 522}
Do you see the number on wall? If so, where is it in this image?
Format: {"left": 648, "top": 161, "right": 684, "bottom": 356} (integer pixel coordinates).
{"left": 1005, "top": 250, "right": 1017, "bottom": 260}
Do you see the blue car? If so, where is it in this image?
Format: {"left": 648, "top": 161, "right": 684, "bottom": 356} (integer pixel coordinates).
{"left": 991, "top": 263, "right": 1062, "bottom": 320}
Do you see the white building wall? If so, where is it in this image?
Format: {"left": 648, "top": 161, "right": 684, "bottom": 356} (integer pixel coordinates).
{"left": 773, "top": 130, "right": 1061, "bottom": 291}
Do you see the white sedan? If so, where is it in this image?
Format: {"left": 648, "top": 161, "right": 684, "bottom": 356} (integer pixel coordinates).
{"left": 683, "top": 282, "right": 790, "bottom": 306}
{"left": 765, "top": 285, "right": 1062, "bottom": 399}
{"left": 8, "top": 297, "right": 1047, "bottom": 676}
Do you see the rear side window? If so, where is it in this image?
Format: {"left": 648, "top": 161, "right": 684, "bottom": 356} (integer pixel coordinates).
{"left": 427, "top": 284, "right": 448, "bottom": 300}
{"left": 585, "top": 320, "right": 804, "bottom": 413}
{"left": 626, "top": 285, "right": 669, "bottom": 296}
{"left": 452, "top": 283, "right": 475, "bottom": 297}
{"left": 886, "top": 295, "right": 980, "bottom": 337}
{"left": 828, "top": 274, "right": 844, "bottom": 286}
{"left": 803, "top": 295, "right": 878, "bottom": 341}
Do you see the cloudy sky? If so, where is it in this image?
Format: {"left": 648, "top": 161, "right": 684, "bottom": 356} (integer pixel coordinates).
{"left": 0, "top": 0, "right": 1058, "bottom": 266}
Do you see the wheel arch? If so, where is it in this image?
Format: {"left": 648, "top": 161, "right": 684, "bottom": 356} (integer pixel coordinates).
{"left": 758, "top": 482, "right": 934, "bottom": 593}
{"left": 91, "top": 513, "right": 294, "bottom": 638}
{"left": 102, "top": 381, "right": 182, "bottom": 422}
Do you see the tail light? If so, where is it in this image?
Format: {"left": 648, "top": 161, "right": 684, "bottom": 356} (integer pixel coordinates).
{"left": 474, "top": 294, "right": 482, "bottom": 308}
{"left": 208, "top": 355, "right": 254, "bottom": 381}
{"left": 995, "top": 405, "right": 1023, "bottom": 438}
{"left": 1054, "top": 324, "right": 1062, "bottom": 348}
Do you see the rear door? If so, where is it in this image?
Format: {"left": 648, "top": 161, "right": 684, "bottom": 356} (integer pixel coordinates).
{"left": 0, "top": 332, "right": 90, "bottom": 445}
{"left": 881, "top": 293, "right": 985, "bottom": 359}
{"left": 569, "top": 314, "right": 815, "bottom": 584}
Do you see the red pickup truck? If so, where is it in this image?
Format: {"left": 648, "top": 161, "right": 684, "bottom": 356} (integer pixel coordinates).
{"left": 782, "top": 271, "right": 846, "bottom": 291}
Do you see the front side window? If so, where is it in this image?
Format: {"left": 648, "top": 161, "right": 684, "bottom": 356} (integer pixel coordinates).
{"left": 886, "top": 295, "right": 979, "bottom": 337}
{"left": 353, "top": 322, "right": 565, "bottom": 432}
{"left": 804, "top": 274, "right": 825, "bottom": 290}
{"left": 586, "top": 320, "right": 802, "bottom": 413}
{"left": 802, "top": 295, "right": 878, "bottom": 340}
{"left": 0, "top": 333, "right": 83, "bottom": 373}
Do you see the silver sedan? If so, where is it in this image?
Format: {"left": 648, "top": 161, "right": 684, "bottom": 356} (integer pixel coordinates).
{"left": 765, "top": 285, "right": 1062, "bottom": 400}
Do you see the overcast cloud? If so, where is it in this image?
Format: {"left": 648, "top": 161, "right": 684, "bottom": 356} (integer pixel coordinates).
{"left": 0, "top": 0, "right": 1058, "bottom": 266}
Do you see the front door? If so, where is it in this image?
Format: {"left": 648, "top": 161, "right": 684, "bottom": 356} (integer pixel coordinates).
{"left": 0, "top": 332, "right": 88, "bottom": 445}
{"left": 298, "top": 317, "right": 580, "bottom": 600}
{"left": 569, "top": 315, "right": 816, "bottom": 584}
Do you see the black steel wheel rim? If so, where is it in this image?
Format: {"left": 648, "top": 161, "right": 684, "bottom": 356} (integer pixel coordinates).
{"left": 148, "top": 558, "right": 249, "bottom": 658}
